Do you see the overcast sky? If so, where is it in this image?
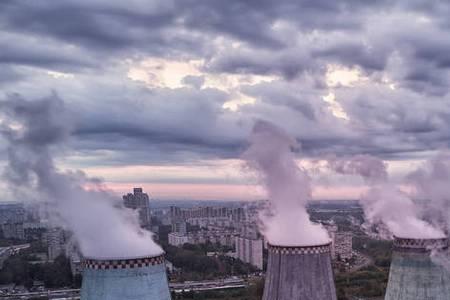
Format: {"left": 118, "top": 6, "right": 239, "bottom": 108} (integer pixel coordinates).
{"left": 1, "top": 1, "right": 449, "bottom": 200}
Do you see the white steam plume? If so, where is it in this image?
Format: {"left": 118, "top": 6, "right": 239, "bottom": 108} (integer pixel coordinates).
{"left": 327, "top": 154, "right": 444, "bottom": 239}
{"left": 407, "top": 152, "right": 450, "bottom": 235}
{"left": 243, "top": 120, "right": 329, "bottom": 246}
{"left": 0, "top": 95, "right": 163, "bottom": 259}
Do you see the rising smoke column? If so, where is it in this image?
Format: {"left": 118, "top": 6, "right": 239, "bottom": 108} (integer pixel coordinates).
{"left": 327, "top": 154, "right": 444, "bottom": 239}
{"left": 407, "top": 152, "right": 450, "bottom": 235}
{"left": 0, "top": 95, "right": 163, "bottom": 258}
{"left": 243, "top": 120, "right": 329, "bottom": 246}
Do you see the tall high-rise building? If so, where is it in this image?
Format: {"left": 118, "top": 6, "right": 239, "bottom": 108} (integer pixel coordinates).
{"left": 47, "top": 228, "right": 65, "bottom": 261}
{"left": 171, "top": 221, "right": 187, "bottom": 235}
{"left": 123, "top": 188, "right": 151, "bottom": 229}
{"left": 235, "top": 236, "right": 263, "bottom": 270}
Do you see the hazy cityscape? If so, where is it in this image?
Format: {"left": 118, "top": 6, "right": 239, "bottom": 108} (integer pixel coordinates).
{"left": 0, "top": 192, "right": 386, "bottom": 299}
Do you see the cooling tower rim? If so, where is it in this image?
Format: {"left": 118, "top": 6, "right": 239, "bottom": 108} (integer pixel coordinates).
{"left": 267, "top": 241, "right": 332, "bottom": 248}
{"left": 393, "top": 235, "right": 448, "bottom": 241}
{"left": 267, "top": 241, "right": 332, "bottom": 254}
{"left": 84, "top": 251, "right": 165, "bottom": 261}
{"left": 393, "top": 235, "right": 448, "bottom": 251}
{"left": 83, "top": 252, "right": 166, "bottom": 270}
{"left": 393, "top": 235, "right": 448, "bottom": 244}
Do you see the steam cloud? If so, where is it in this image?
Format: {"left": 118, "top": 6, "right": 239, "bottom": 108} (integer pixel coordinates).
{"left": 408, "top": 152, "right": 450, "bottom": 235}
{"left": 0, "top": 95, "right": 163, "bottom": 259}
{"left": 243, "top": 120, "right": 330, "bottom": 246}
{"left": 327, "top": 154, "right": 445, "bottom": 239}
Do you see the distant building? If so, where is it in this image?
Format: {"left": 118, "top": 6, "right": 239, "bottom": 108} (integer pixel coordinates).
{"left": 239, "top": 223, "right": 259, "bottom": 240}
{"left": 123, "top": 188, "right": 151, "bottom": 229}
{"left": 47, "top": 228, "right": 65, "bottom": 261}
{"left": 69, "top": 252, "right": 83, "bottom": 276}
{"left": 169, "top": 206, "right": 245, "bottom": 223}
{"left": 235, "top": 236, "right": 263, "bottom": 270}
{"left": 1, "top": 223, "right": 24, "bottom": 240}
{"left": 187, "top": 217, "right": 232, "bottom": 229}
{"left": 168, "top": 232, "right": 189, "bottom": 247}
{"left": 23, "top": 222, "right": 47, "bottom": 241}
{"left": 335, "top": 232, "right": 352, "bottom": 261}
{"left": 324, "top": 224, "right": 338, "bottom": 259}
{"left": 187, "top": 230, "right": 238, "bottom": 247}
{"left": 171, "top": 221, "right": 187, "bottom": 235}
{"left": 0, "top": 203, "right": 25, "bottom": 224}
{"left": 64, "top": 238, "right": 83, "bottom": 275}
{"left": 0, "top": 247, "right": 12, "bottom": 269}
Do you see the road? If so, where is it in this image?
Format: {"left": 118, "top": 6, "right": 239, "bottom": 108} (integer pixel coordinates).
{"left": 0, "top": 277, "right": 247, "bottom": 299}
{"left": 0, "top": 288, "right": 80, "bottom": 299}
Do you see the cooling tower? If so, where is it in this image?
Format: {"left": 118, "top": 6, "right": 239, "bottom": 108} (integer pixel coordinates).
{"left": 262, "top": 243, "right": 337, "bottom": 300}
{"left": 81, "top": 253, "right": 171, "bottom": 300}
{"left": 385, "top": 236, "right": 450, "bottom": 300}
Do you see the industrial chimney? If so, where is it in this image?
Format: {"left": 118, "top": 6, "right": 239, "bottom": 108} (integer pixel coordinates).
{"left": 385, "top": 236, "right": 450, "bottom": 300}
{"left": 81, "top": 253, "right": 171, "bottom": 300}
{"left": 262, "top": 242, "right": 337, "bottom": 300}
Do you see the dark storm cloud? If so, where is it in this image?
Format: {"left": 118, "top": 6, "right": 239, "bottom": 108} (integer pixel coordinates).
{"left": 74, "top": 124, "right": 241, "bottom": 155}
{"left": 181, "top": 0, "right": 389, "bottom": 40}
{"left": 313, "top": 40, "right": 388, "bottom": 72}
{"left": 0, "top": 1, "right": 208, "bottom": 73}
{"left": 1, "top": 0, "right": 450, "bottom": 166}
{"left": 0, "top": 0, "right": 378, "bottom": 55}
{"left": 1, "top": 0, "right": 449, "bottom": 84}
{"left": 0, "top": 36, "right": 95, "bottom": 71}
{"left": 0, "top": 0, "right": 390, "bottom": 59}
{"left": 0, "top": 1, "right": 173, "bottom": 50}
{"left": 61, "top": 86, "right": 250, "bottom": 164}
{"left": 335, "top": 84, "right": 450, "bottom": 156}
{"left": 206, "top": 48, "right": 312, "bottom": 80}
{"left": 241, "top": 80, "right": 320, "bottom": 120}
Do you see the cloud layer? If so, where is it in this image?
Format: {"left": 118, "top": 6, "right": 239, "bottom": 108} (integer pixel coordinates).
{"left": 1, "top": 1, "right": 450, "bottom": 197}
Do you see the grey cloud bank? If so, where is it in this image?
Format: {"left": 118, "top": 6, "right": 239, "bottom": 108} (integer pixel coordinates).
{"left": 0, "top": 0, "right": 449, "bottom": 190}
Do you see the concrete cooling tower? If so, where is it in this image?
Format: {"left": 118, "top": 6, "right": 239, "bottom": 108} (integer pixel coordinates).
{"left": 81, "top": 253, "right": 171, "bottom": 300}
{"left": 262, "top": 243, "right": 337, "bottom": 300}
{"left": 385, "top": 236, "right": 450, "bottom": 300}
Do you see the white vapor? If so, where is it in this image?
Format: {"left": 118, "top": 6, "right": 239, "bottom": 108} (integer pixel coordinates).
{"left": 326, "top": 154, "right": 445, "bottom": 239}
{"left": 243, "top": 120, "right": 329, "bottom": 246}
{"left": 407, "top": 151, "right": 450, "bottom": 236}
{"left": 0, "top": 95, "right": 163, "bottom": 259}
